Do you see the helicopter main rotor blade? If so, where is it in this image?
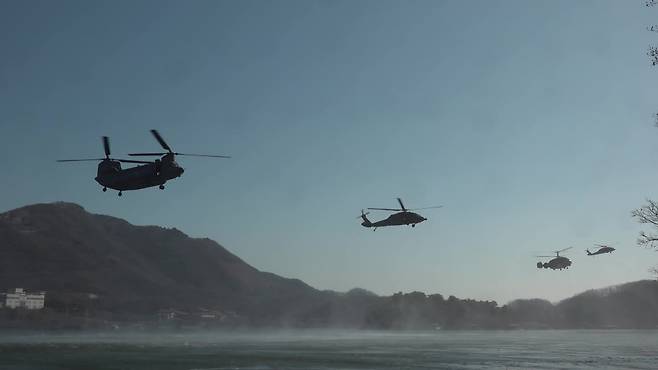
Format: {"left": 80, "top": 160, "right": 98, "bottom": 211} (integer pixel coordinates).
{"left": 555, "top": 246, "right": 573, "bottom": 253}
{"left": 103, "top": 136, "right": 110, "bottom": 158}
{"left": 367, "top": 208, "right": 403, "bottom": 211}
{"left": 116, "top": 159, "right": 155, "bottom": 164}
{"left": 409, "top": 206, "right": 443, "bottom": 211}
{"left": 535, "top": 255, "right": 555, "bottom": 258}
{"left": 397, "top": 198, "right": 407, "bottom": 212}
{"left": 128, "top": 152, "right": 231, "bottom": 158}
{"left": 174, "top": 153, "right": 231, "bottom": 158}
{"left": 128, "top": 152, "right": 167, "bottom": 156}
{"left": 151, "top": 129, "right": 172, "bottom": 152}
{"left": 56, "top": 158, "right": 106, "bottom": 162}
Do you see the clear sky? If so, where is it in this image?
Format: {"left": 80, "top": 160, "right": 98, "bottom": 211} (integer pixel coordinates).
{"left": 1, "top": 0, "right": 658, "bottom": 304}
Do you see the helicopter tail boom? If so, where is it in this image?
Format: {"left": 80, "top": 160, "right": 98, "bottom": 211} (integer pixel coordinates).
{"left": 358, "top": 210, "right": 372, "bottom": 227}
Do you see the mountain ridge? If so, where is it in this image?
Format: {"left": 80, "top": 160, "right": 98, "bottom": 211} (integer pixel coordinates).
{"left": 1, "top": 202, "right": 657, "bottom": 329}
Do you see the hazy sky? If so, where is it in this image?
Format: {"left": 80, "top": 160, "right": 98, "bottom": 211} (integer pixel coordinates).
{"left": 2, "top": 0, "right": 658, "bottom": 304}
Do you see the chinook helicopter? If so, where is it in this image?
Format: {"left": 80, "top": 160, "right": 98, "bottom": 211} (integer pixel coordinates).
{"left": 358, "top": 198, "right": 442, "bottom": 230}
{"left": 57, "top": 130, "right": 230, "bottom": 196}
{"left": 536, "top": 247, "right": 572, "bottom": 270}
{"left": 586, "top": 244, "right": 616, "bottom": 256}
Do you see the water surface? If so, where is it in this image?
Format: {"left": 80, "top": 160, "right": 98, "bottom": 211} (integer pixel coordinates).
{"left": 0, "top": 330, "right": 655, "bottom": 369}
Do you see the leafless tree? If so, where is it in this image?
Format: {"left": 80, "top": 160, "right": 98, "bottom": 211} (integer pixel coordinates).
{"left": 631, "top": 199, "right": 658, "bottom": 247}
{"left": 632, "top": 200, "right": 658, "bottom": 276}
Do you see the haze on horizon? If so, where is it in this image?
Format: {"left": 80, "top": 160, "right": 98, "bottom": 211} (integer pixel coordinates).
{"left": 1, "top": 0, "right": 657, "bottom": 304}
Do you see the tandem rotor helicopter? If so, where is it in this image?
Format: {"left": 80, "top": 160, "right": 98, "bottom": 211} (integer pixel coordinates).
{"left": 536, "top": 247, "right": 572, "bottom": 271}
{"left": 358, "top": 198, "right": 442, "bottom": 230}
{"left": 57, "top": 130, "right": 230, "bottom": 196}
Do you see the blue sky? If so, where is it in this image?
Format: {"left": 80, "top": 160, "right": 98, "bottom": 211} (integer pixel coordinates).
{"left": 1, "top": 0, "right": 658, "bottom": 303}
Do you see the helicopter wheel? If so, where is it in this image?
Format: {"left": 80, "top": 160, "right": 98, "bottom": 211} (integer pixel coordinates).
{"left": 159, "top": 184, "right": 165, "bottom": 190}
{"left": 118, "top": 191, "right": 122, "bottom": 197}
{"left": 411, "top": 224, "right": 415, "bottom": 228}
{"left": 102, "top": 187, "right": 107, "bottom": 192}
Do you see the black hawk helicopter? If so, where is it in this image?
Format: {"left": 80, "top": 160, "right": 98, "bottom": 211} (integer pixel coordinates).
{"left": 586, "top": 244, "right": 616, "bottom": 256}
{"left": 358, "top": 198, "right": 442, "bottom": 231}
{"left": 536, "top": 247, "right": 572, "bottom": 270}
{"left": 57, "top": 130, "right": 230, "bottom": 196}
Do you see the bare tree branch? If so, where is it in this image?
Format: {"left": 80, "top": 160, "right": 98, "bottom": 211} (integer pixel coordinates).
{"left": 648, "top": 46, "right": 658, "bottom": 66}
{"left": 633, "top": 199, "right": 658, "bottom": 277}
{"left": 631, "top": 199, "right": 658, "bottom": 227}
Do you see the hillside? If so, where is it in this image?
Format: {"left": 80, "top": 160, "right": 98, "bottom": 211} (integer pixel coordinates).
{"left": 0, "top": 202, "right": 325, "bottom": 324}
{"left": 1, "top": 202, "right": 657, "bottom": 329}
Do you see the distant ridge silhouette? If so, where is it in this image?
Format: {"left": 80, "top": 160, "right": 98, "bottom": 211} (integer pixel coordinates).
{"left": 1, "top": 202, "right": 657, "bottom": 329}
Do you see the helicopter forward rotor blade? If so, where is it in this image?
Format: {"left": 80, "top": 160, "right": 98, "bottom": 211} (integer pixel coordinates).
{"left": 174, "top": 153, "right": 231, "bottom": 158}
{"left": 367, "top": 208, "right": 402, "bottom": 211}
{"left": 151, "top": 129, "right": 172, "bottom": 152}
{"left": 56, "top": 158, "right": 106, "bottom": 162}
{"left": 103, "top": 136, "right": 110, "bottom": 158}
{"left": 397, "top": 198, "right": 407, "bottom": 212}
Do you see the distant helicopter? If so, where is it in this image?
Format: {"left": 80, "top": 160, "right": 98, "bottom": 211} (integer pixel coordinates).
{"left": 358, "top": 198, "right": 442, "bottom": 231}
{"left": 586, "top": 244, "right": 616, "bottom": 256}
{"left": 536, "top": 247, "right": 572, "bottom": 270}
{"left": 57, "top": 130, "right": 230, "bottom": 196}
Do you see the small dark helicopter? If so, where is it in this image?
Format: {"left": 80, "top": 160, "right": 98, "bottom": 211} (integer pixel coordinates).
{"left": 57, "top": 130, "right": 230, "bottom": 196}
{"left": 536, "top": 247, "right": 572, "bottom": 270}
{"left": 358, "top": 198, "right": 442, "bottom": 231}
{"left": 586, "top": 244, "right": 616, "bottom": 256}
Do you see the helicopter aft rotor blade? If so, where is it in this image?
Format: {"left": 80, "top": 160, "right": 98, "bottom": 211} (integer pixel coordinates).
{"left": 117, "top": 159, "right": 155, "bottom": 164}
{"left": 129, "top": 130, "right": 231, "bottom": 159}
{"left": 397, "top": 198, "right": 407, "bottom": 212}
{"left": 175, "top": 153, "right": 231, "bottom": 158}
{"left": 409, "top": 206, "right": 443, "bottom": 211}
{"left": 151, "top": 129, "right": 172, "bottom": 153}
{"left": 128, "top": 152, "right": 231, "bottom": 158}
{"left": 128, "top": 152, "right": 168, "bottom": 156}
{"left": 103, "top": 136, "right": 111, "bottom": 158}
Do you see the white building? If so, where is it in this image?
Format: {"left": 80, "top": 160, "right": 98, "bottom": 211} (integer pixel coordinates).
{"left": 5, "top": 288, "right": 46, "bottom": 310}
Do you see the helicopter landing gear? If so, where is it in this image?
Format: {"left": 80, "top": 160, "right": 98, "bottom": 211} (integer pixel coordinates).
{"left": 102, "top": 187, "right": 107, "bottom": 192}
{"left": 411, "top": 224, "right": 415, "bottom": 228}
{"left": 159, "top": 184, "right": 165, "bottom": 190}
{"left": 118, "top": 191, "right": 122, "bottom": 197}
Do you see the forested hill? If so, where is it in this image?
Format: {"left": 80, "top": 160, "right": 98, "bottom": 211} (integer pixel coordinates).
{"left": 0, "top": 202, "right": 656, "bottom": 329}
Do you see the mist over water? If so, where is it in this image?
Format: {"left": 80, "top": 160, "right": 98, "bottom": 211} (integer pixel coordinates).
{"left": 0, "top": 330, "right": 656, "bottom": 370}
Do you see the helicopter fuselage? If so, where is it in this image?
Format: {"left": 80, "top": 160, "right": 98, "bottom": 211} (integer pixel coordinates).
{"left": 362, "top": 211, "right": 427, "bottom": 229}
{"left": 587, "top": 247, "right": 615, "bottom": 256}
{"left": 95, "top": 155, "right": 184, "bottom": 191}
{"left": 537, "top": 256, "right": 571, "bottom": 270}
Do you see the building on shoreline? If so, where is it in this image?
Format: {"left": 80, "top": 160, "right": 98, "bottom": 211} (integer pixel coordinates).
{"left": 3, "top": 288, "right": 46, "bottom": 310}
